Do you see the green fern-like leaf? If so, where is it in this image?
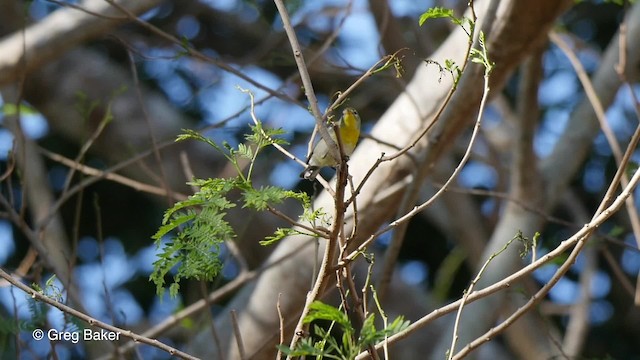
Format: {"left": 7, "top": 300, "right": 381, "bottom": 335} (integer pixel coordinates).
{"left": 259, "top": 228, "right": 298, "bottom": 246}
{"left": 246, "top": 124, "right": 288, "bottom": 149}
{"left": 152, "top": 125, "right": 312, "bottom": 298}
{"left": 237, "top": 143, "right": 253, "bottom": 159}
{"left": 176, "top": 129, "right": 222, "bottom": 152}
{"left": 153, "top": 212, "right": 196, "bottom": 240}
{"left": 150, "top": 177, "right": 239, "bottom": 297}
{"left": 277, "top": 338, "right": 326, "bottom": 357}
{"left": 26, "top": 298, "right": 47, "bottom": 330}
{"left": 304, "top": 301, "right": 354, "bottom": 335}
{"left": 358, "top": 314, "right": 410, "bottom": 348}
{"left": 242, "top": 186, "right": 284, "bottom": 210}
{"left": 387, "top": 315, "right": 410, "bottom": 334}
{"left": 358, "top": 314, "right": 378, "bottom": 346}
{"left": 243, "top": 186, "right": 310, "bottom": 212}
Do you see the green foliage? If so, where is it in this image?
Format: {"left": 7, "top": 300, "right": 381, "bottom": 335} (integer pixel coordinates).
{"left": 259, "top": 227, "right": 298, "bottom": 246}
{"left": 150, "top": 178, "right": 236, "bottom": 297}
{"left": 625, "top": 161, "right": 638, "bottom": 178}
{"left": 362, "top": 313, "right": 410, "bottom": 347}
{"left": 419, "top": 7, "right": 457, "bottom": 26}
{"left": 151, "top": 120, "right": 313, "bottom": 297}
{"left": 371, "top": 51, "right": 406, "bottom": 79}
{"left": 13, "top": 275, "right": 85, "bottom": 337}
{"left": 444, "top": 59, "right": 462, "bottom": 83}
{"left": 419, "top": 5, "right": 493, "bottom": 90}
{"left": 26, "top": 296, "right": 47, "bottom": 330}
{"left": 419, "top": 6, "right": 474, "bottom": 37}
{"left": 32, "top": 275, "right": 64, "bottom": 302}
{"left": 518, "top": 231, "right": 540, "bottom": 258}
{"left": 0, "top": 316, "right": 19, "bottom": 337}
{"left": 278, "top": 301, "right": 410, "bottom": 359}
{"left": 469, "top": 31, "right": 494, "bottom": 74}
{"left": 177, "top": 37, "right": 192, "bottom": 58}
{"left": 424, "top": 58, "right": 463, "bottom": 88}
{"left": 243, "top": 186, "right": 304, "bottom": 211}
{"left": 420, "top": 5, "right": 480, "bottom": 88}
{"left": 304, "top": 301, "right": 354, "bottom": 332}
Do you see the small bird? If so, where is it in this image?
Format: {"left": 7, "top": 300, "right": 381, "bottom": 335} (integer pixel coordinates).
{"left": 300, "top": 107, "right": 361, "bottom": 180}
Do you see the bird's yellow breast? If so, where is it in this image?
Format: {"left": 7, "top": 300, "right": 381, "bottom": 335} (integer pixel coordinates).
{"left": 339, "top": 108, "right": 361, "bottom": 153}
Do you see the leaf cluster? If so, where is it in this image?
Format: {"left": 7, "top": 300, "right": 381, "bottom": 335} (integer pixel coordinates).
{"left": 8, "top": 276, "right": 84, "bottom": 338}
{"left": 279, "top": 301, "right": 409, "bottom": 359}
{"left": 151, "top": 122, "right": 313, "bottom": 297}
{"left": 419, "top": 7, "right": 474, "bottom": 37}
{"left": 419, "top": 7, "right": 478, "bottom": 87}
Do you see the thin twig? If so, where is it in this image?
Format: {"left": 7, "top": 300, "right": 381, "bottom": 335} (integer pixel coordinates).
{"left": 267, "top": 205, "right": 329, "bottom": 238}
{"left": 551, "top": 30, "right": 640, "bottom": 252}
{"left": 601, "top": 246, "right": 635, "bottom": 297}
{"left": 451, "top": 114, "right": 640, "bottom": 359}
{"left": 40, "top": 148, "right": 187, "bottom": 200}
{"left": 230, "top": 310, "right": 246, "bottom": 360}
{"left": 0, "top": 267, "right": 199, "bottom": 360}
{"left": 59, "top": 99, "right": 112, "bottom": 198}
{"left": 272, "top": 0, "right": 337, "bottom": 162}
{"left": 103, "top": 0, "right": 297, "bottom": 105}
{"left": 611, "top": 1, "right": 640, "bottom": 306}
{"left": 286, "top": 148, "right": 351, "bottom": 355}
{"left": 345, "top": 19, "right": 477, "bottom": 208}
{"left": 127, "top": 48, "right": 174, "bottom": 205}
{"left": 448, "top": 233, "right": 520, "bottom": 359}
{"left": 343, "top": 262, "right": 380, "bottom": 360}
{"left": 343, "top": 34, "right": 493, "bottom": 267}
{"left": 277, "top": 293, "right": 285, "bottom": 360}
{"left": 356, "top": 144, "right": 640, "bottom": 358}
{"left": 96, "top": 240, "right": 313, "bottom": 359}
{"left": 199, "top": 281, "right": 224, "bottom": 360}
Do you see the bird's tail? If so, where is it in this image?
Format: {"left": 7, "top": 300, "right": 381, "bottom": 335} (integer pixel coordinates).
{"left": 300, "top": 166, "right": 321, "bottom": 181}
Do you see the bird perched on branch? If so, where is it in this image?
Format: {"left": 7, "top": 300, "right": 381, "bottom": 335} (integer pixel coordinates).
{"left": 300, "top": 107, "right": 361, "bottom": 181}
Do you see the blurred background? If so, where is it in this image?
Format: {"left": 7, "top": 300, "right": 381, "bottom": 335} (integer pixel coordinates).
{"left": 0, "top": 0, "right": 639, "bottom": 359}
